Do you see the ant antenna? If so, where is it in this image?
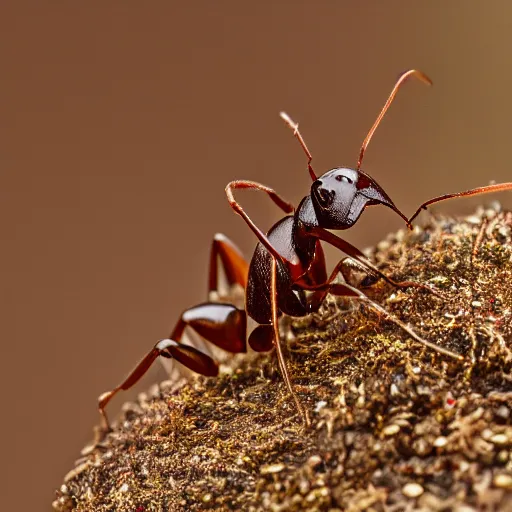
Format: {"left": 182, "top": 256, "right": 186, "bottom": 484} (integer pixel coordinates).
{"left": 279, "top": 111, "right": 318, "bottom": 181}
{"left": 357, "top": 69, "right": 432, "bottom": 170}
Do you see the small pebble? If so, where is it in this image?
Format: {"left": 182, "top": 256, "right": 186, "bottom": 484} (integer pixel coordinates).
{"left": 481, "top": 428, "right": 493, "bottom": 440}
{"left": 307, "top": 455, "right": 322, "bottom": 469}
{"left": 498, "top": 225, "right": 510, "bottom": 238}
{"left": 315, "top": 400, "right": 327, "bottom": 412}
{"left": 434, "top": 436, "right": 448, "bottom": 448}
{"left": 261, "top": 463, "right": 285, "bottom": 474}
{"left": 413, "top": 438, "right": 432, "bottom": 456}
{"left": 305, "top": 487, "right": 329, "bottom": 502}
{"left": 383, "top": 424, "right": 400, "bottom": 436}
{"left": 466, "top": 215, "right": 481, "bottom": 225}
{"left": 497, "top": 450, "right": 509, "bottom": 464}
{"left": 459, "top": 460, "right": 470, "bottom": 472}
{"left": 493, "top": 473, "right": 512, "bottom": 489}
{"left": 395, "top": 229, "right": 405, "bottom": 242}
{"left": 299, "top": 480, "right": 310, "bottom": 495}
{"left": 402, "top": 482, "right": 424, "bottom": 498}
{"left": 429, "top": 276, "right": 449, "bottom": 286}
{"left": 417, "top": 385, "right": 430, "bottom": 395}
{"left": 119, "top": 483, "right": 129, "bottom": 493}
{"left": 377, "top": 240, "right": 390, "bottom": 252}
{"left": 496, "top": 406, "right": 510, "bottom": 420}
{"left": 490, "top": 433, "right": 508, "bottom": 446}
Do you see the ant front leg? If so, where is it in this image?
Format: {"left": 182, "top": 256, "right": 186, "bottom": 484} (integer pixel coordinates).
{"left": 269, "top": 257, "right": 310, "bottom": 429}
{"left": 244, "top": 258, "right": 311, "bottom": 428}
{"left": 226, "top": 180, "right": 296, "bottom": 265}
{"left": 225, "top": 181, "right": 310, "bottom": 426}
{"left": 304, "top": 225, "right": 440, "bottom": 295}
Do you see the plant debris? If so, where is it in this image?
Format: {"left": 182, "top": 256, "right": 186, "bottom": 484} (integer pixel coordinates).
{"left": 54, "top": 206, "right": 512, "bottom": 511}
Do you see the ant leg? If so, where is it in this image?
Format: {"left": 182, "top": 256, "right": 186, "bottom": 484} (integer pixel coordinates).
{"left": 408, "top": 182, "right": 512, "bottom": 224}
{"left": 304, "top": 240, "right": 328, "bottom": 285}
{"left": 98, "top": 337, "right": 217, "bottom": 430}
{"left": 301, "top": 281, "right": 462, "bottom": 361}
{"left": 99, "top": 235, "right": 249, "bottom": 430}
{"left": 336, "top": 257, "right": 381, "bottom": 288}
{"left": 208, "top": 233, "right": 249, "bottom": 297}
{"left": 270, "top": 257, "right": 311, "bottom": 428}
{"left": 226, "top": 181, "right": 300, "bottom": 267}
{"left": 226, "top": 180, "right": 294, "bottom": 214}
{"left": 305, "top": 225, "right": 438, "bottom": 294}
{"left": 297, "top": 257, "right": 353, "bottom": 312}
{"left": 98, "top": 303, "right": 246, "bottom": 429}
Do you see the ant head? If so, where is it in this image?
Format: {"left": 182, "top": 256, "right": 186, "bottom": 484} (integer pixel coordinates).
{"left": 281, "top": 70, "right": 432, "bottom": 232}
{"left": 311, "top": 167, "right": 411, "bottom": 229}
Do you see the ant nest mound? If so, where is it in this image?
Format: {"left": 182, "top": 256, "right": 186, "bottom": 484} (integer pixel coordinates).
{"left": 55, "top": 206, "right": 512, "bottom": 512}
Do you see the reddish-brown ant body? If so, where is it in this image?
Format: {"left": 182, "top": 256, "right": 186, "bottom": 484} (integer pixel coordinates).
{"left": 98, "top": 70, "right": 512, "bottom": 429}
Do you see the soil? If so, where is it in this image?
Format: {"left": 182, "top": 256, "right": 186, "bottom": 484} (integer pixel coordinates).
{"left": 53, "top": 206, "right": 512, "bottom": 511}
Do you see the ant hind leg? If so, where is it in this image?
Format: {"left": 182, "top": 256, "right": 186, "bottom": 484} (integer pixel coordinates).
{"left": 98, "top": 234, "right": 249, "bottom": 430}
{"left": 208, "top": 233, "right": 249, "bottom": 300}
{"left": 98, "top": 303, "right": 247, "bottom": 430}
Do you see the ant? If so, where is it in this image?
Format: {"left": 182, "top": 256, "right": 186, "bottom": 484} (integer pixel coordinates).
{"left": 98, "top": 70, "right": 512, "bottom": 429}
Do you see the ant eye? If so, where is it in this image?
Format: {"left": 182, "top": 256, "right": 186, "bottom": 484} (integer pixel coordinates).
{"left": 335, "top": 174, "right": 353, "bottom": 184}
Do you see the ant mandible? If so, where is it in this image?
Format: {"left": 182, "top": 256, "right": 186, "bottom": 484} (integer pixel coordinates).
{"left": 98, "top": 70, "right": 512, "bottom": 429}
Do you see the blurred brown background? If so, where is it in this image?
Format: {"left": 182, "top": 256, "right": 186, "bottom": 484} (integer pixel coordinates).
{"left": 2, "top": 2, "right": 512, "bottom": 508}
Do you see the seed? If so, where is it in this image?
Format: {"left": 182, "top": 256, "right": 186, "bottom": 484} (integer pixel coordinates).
{"left": 493, "top": 473, "right": 512, "bottom": 489}
{"left": 490, "top": 434, "right": 508, "bottom": 446}
{"left": 261, "top": 463, "right": 285, "bottom": 474}
{"left": 402, "top": 482, "right": 424, "bottom": 498}
{"left": 383, "top": 424, "right": 400, "bottom": 436}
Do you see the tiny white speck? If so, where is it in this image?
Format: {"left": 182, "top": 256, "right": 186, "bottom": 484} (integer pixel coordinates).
{"left": 315, "top": 401, "right": 327, "bottom": 412}
{"left": 466, "top": 215, "right": 481, "bottom": 224}
{"left": 434, "top": 436, "right": 448, "bottom": 448}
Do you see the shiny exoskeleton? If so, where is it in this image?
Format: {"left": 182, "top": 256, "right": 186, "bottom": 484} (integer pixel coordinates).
{"left": 98, "top": 70, "right": 512, "bottom": 428}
